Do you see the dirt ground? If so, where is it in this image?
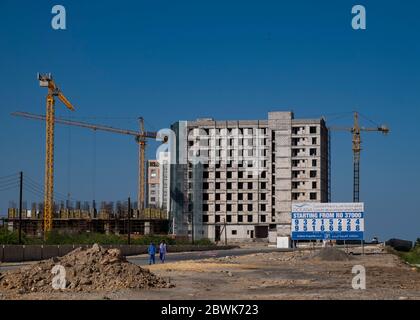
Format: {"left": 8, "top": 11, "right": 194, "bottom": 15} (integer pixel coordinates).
{"left": 1, "top": 247, "right": 419, "bottom": 300}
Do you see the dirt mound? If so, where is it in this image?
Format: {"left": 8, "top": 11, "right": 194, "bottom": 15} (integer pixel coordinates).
{"left": 0, "top": 244, "right": 172, "bottom": 294}
{"left": 309, "top": 247, "right": 352, "bottom": 262}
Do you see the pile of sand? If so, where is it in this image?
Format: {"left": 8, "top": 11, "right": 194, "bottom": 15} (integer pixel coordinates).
{"left": 308, "top": 247, "right": 352, "bottom": 262}
{"left": 0, "top": 244, "right": 172, "bottom": 294}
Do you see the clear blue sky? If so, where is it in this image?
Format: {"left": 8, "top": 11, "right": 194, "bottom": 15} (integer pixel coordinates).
{"left": 0, "top": 0, "right": 419, "bottom": 241}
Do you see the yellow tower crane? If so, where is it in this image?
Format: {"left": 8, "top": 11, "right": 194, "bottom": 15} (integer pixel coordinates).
{"left": 136, "top": 117, "right": 146, "bottom": 212}
{"left": 38, "top": 73, "right": 75, "bottom": 234}
{"left": 330, "top": 111, "right": 389, "bottom": 202}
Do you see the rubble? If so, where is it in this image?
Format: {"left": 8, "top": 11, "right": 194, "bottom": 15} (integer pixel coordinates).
{"left": 0, "top": 244, "right": 173, "bottom": 294}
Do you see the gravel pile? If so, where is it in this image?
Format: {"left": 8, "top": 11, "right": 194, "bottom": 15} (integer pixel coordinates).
{"left": 0, "top": 244, "right": 172, "bottom": 294}
{"left": 309, "top": 247, "right": 352, "bottom": 261}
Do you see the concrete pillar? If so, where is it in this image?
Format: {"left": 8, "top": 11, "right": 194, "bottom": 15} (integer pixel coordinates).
{"left": 144, "top": 221, "right": 151, "bottom": 235}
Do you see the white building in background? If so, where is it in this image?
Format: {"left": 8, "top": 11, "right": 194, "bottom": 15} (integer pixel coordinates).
{"left": 158, "top": 151, "right": 171, "bottom": 212}
{"left": 146, "top": 160, "right": 160, "bottom": 208}
{"left": 145, "top": 152, "right": 171, "bottom": 212}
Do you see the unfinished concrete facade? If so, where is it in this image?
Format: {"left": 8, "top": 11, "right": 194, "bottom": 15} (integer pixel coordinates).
{"left": 170, "top": 111, "right": 329, "bottom": 242}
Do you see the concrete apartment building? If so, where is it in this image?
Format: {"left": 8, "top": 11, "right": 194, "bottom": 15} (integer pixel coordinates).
{"left": 146, "top": 160, "right": 160, "bottom": 208}
{"left": 146, "top": 155, "right": 171, "bottom": 212}
{"left": 158, "top": 151, "right": 171, "bottom": 212}
{"left": 170, "top": 111, "right": 329, "bottom": 242}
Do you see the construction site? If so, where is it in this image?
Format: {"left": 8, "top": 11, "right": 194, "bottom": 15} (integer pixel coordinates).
{"left": 2, "top": 80, "right": 389, "bottom": 244}
{"left": 1, "top": 1, "right": 419, "bottom": 306}
{"left": 0, "top": 73, "right": 418, "bottom": 303}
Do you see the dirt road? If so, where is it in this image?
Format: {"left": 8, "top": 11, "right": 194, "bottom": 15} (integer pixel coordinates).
{"left": 1, "top": 248, "right": 419, "bottom": 300}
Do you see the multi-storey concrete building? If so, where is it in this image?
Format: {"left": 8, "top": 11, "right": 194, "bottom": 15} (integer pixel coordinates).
{"left": 146, "top": 160, "right": 160, "bottom": 208}
{"left": 158, "top": 151, "right": 171, "bottom": 212}
{"left": 170, "top": 111, "right": 329, "bottom": 242}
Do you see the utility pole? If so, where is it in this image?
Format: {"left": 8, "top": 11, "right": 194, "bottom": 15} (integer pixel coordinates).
{"left": 92, "top": 199, "right": 97, "bottom": 218}
{"left": 18, "top": 171, "right": 23, "bottom": 244}
{"left": 127, "top": 197, "right": 131, "bottom": 245}
{"left": 191, "top": 212, "right": 194, "bottom": 245}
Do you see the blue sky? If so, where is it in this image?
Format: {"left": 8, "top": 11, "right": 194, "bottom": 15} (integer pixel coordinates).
{"left": 0, "top": 0, "right": 419, "bottom": 241}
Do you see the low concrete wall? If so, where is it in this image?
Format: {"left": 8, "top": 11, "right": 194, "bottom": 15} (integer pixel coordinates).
{"left": 42, "top": 245, "right": 59, "bottom": 260}
{"left": 58, "top": 245, "right": 75, "bottom": 257}
{"left": 0, "top": 244, "right": 237, "bottom": 263}
{"left": 3, "top": 245, "right": 24, "bottom": 262}
{"left": 118, "top": 245, "right": 148, "bottom": 256}
{"left": 23, "top": 245, "right": 42, "bottom": 261}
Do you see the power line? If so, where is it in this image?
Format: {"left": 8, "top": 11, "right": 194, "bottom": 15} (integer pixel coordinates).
{"left": 0, "top": 182, "right": 20, "bottom": 190}
{"left": 0, "top": 184, "right": 19, "bottom": 192}
{"left": 0, "top": 173, "right": 19, "bottom": 180}
{"left": 0, "top": 179, "right": 19, "bottom": 186}
{"left": 23, "top": 185, "right": 44, "bottom": 199}
{"left": 0, "top": 177, "right": 19, "bottom": 185}
{"left": 24, "top": 185, "right": 69, "bottom": 203}
{"left": 24, "top": 176, "right": 76, "bottom": 202}
{"left": 24, "top": 184, "right": 69, "bottom": 202}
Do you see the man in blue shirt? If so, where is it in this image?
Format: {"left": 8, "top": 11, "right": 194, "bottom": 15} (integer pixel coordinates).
{"left": 148, "top": 242, "right": 156, "bottom": 265}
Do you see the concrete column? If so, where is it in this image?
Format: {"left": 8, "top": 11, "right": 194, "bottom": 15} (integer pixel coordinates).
{"left": 268, "top": 111, "right": 293, "bottom": 237}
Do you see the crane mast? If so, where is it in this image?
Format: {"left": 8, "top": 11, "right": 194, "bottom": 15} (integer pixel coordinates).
{"left": 137, "top": 117, "right": 146, "bottom": 212}
{"left": 38, "top": 74, "right": 75, "bottom": 235}
{"left": 352, "top": 112, "right": 361, "bottom": 202}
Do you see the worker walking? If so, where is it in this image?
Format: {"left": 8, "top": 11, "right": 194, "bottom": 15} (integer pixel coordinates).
{"left": 148, "top": 242, "right": 156, "bottom": 265}
{"left": 159, "top": 240, "right": 167, "bottom": 263}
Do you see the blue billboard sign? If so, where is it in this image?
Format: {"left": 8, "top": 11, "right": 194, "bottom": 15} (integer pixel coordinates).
{"left": 291, "top": 203, "right": 364, "bottom": 241}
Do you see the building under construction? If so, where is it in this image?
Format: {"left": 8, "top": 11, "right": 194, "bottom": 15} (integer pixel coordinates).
{"left": 5, "top": 201, "right": 169, "bottom": 236}
{"left": 170, "top": 111, "right": 330, "bottom": 242}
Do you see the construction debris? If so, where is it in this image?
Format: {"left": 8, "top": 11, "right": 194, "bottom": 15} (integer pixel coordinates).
{"left": 0, "top": 244, "right": 172, "bottom": 294}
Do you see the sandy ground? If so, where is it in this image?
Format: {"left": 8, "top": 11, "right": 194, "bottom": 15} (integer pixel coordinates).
{"left": 1, "top": 248, "right": 419, "bottom": 300}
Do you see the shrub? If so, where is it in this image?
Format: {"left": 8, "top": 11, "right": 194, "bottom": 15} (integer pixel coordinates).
{"left": 0, "top": 227, "right": 26, "bottom": 244}
{"left": 193, "top": 238, "right": 213, "bottom": 246}
{"left": 43, "top": 231, "right": 126, "bottom": 245}
{"left": 132, "top": 235, "right": 176, "bottom": 245}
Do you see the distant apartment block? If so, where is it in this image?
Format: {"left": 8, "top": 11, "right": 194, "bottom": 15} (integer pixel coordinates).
{"left": 146, "top": 160, "right": 160, "bottom": 208}
{"left": 170, "top": 111, "right": 329, "bottom": 242}
{"left": 158, "top": 151, "right": 171, "bottom": 212}
{"left": 146, "top": 155, "right": 171, "bottom": 212}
